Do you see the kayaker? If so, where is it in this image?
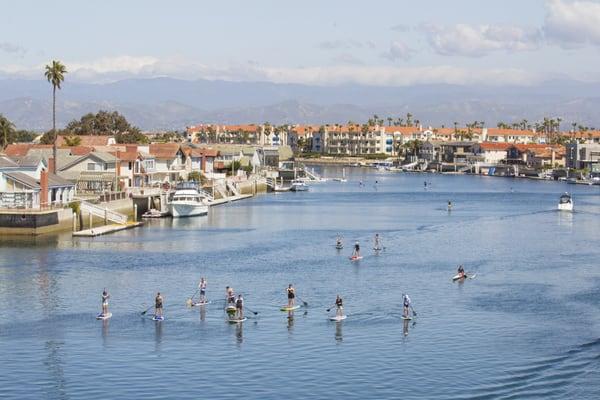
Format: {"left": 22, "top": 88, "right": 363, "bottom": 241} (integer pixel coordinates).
{"left": 101, "top": 288, "right": 110, "bottom": 317}
{"left": 155, "top": 292, "right": 164, "bottom": 318}
{"left": 287, "top": 284, "right": 296, "bottom": 308}
{"left": 335, "top": 295, "right": 344, "bottom": 317}
{"left": 402, "top": 294, "right": 411, "bottom": 318}
{"left": 198, "top": 277, "right": 207, "bottom": 302}
{"left": 235, "top": 294, "right": 244, "bottom": 319}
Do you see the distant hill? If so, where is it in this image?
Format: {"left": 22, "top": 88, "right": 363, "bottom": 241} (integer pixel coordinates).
{"left": 1, "top": 77, "right": 600, "bottom": 130}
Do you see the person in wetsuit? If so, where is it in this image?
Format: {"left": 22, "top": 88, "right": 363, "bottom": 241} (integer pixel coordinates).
{"left": 335, "top": 295, "right": 344, "bottom": 317}
{"left": 235, "top": 294, "right": 244, "bottom": 320}
{"left": 155, "top": 292, "right": 164, "bottom": 318}
{"left": 101, "top": 288, "right": 110, "bottom": 316}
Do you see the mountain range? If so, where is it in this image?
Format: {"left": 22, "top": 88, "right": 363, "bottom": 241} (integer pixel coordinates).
{"left": 1, "top": 77, "right": 599, "bottom": 131}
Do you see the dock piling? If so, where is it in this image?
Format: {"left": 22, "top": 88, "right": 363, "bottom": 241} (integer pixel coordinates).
{"left": 134, "top": 204, "right": 138, "bottom": 222}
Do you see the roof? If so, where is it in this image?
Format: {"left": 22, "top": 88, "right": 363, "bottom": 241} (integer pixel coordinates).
{"left": 69, "top": 146, "right": 94, "bottom": 156}
{"left": 220, "top": 124, "right": 260, "bottom": 133}
{"left": 111, "top": 151, "right": 139, "bottom": 162}
{"left": 3, "top": 171, "right": 74, "bottom": 189}
{"left": 55, "top": 135, "right": 114, "bottom": 147}
{"left": 383, "top": 126, "right": 422, "bottom": 134}
{"left": 59, "top": 151, "right": 117, "bottom": 171}
{"left": 486, "top": 128, "right": 536, "bottom": 136}
{"left": 149, "top": 143, "right": 181, "bottom": 159}
{"left": 190, "top": 148, "right": 219, "bottom": 158}
{"left": 0, "top": 155, "right": 19, "bottom": 168}
{"left": 11, "top": 154, "right": 45, "bottom": 168}
{"left": 477, "top": 142, "right": 512, "bottom": 151}
{"left": 3, "top": 143, "right": 35, "bottom": 157}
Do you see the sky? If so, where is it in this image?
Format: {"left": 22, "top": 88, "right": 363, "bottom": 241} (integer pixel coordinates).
{"left": 1, "top": 0, "right": 600, "bottom": 86}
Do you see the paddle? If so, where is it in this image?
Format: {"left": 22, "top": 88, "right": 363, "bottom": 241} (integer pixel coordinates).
{"left": 244, "top": 306, "right": 259, "bottom": 316}
{"left": 186, "top": 288, "right": 199, "bottom": 306}
{"left": 297, "top": 296, "right": 309, "bottom": 307}
{"left": 141, "top": 304, "right": 154, "bottom": 316}
{"left": 326, "top": 304, "right": 336, "bottom": 312}
{"left": 410, "top": 306, "right": 417, "bottom": 317}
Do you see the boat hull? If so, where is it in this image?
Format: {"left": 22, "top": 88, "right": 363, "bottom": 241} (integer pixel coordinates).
{"left": 168, "top": 202, "right": 209, "bottom": 217}
{"left": 557, "top": 203, "right": 573, "bottom": 211}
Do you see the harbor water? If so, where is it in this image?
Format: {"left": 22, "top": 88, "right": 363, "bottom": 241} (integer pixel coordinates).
{"left": 1, "top": 167, "right": 599, "bottom": 399}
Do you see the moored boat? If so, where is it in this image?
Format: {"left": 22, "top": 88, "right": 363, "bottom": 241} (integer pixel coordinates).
{"left": 167, "top": 182, "right": 210, "bottom": 217}
{"left": 557, "top": 192, "right": 573, "bottom": 211}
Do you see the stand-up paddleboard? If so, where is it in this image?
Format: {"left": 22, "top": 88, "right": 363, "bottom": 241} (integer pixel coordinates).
{"left": 96, "top": 312, "right": 112, "bottom": 320}
{"left": 452, "top": 274, "right": 465, "bottom": 281}
{"left": 452, "top": 273, "right": 475, "bottom": 281}
{"left": 401, "top": 316, "right": 412, "bottom": 321}
{"left": 152, "top": 315, "right": 164, "bottom": 321}
{"left": 336, "top": 245, "right": 343, "bottom": 250}
{"left": 329, "top": 315, "right": 347, "bottom": 321}
{"left": 192, "top": 301, "right": 211, "bottom": 307}
{"left": 349, "top": 256, "right": 363, "bottom": 261}
{"left": 373, "top": 247, "right": 382, "bottom": 251}
{"left": 228, "top": 317, "right": 247, "bottom": 323}
{"left": 280, "top": 305, "right": 301, "bottom": 312}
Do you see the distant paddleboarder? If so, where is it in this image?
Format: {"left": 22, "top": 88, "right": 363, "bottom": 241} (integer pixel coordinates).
{"left": 101, "top": 288, "right": 110, "bottom": 317}
{"left": 198, "top": 277, "right": 207, "bottom": 302}
{"left": 447, "top": 200, "right": 453, "bottom": 211}
{"left": 335, "top": 295, "right": 344, "bottom": 317}
{"left": 374, "top": 234, "right": 381, "bottom": 250}
{"left": 287, "top": 284, "right": 296, "bottom": 308}
{"left": 352, "top": 241, "right": 361, "bottom": 258}
{"left": 402, "top": 294, "right": 412, "bottom": 319}
{"left": 155, "top": 292, "right": 164, "bottom": 319}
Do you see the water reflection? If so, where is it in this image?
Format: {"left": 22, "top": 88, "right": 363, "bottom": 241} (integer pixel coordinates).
{"left": 101, "top": 319, "right": 110, "bottom": 346}
{"left": 199, "top": 304, "right": 207, "bottom": 321}
{"left": 44, "top": 340, "right": 67, "bottom": 400}
{"left": 335, "top": 321, "right": 343, "bottom": 343}
{"left": 154, "top": 320, "right": 163, "bottom": 351}
{"left": 235, "top": 322, "right": 243, "bottom": 345}
{"left": 287, "top": 311, "right": 294, "bottom": 334}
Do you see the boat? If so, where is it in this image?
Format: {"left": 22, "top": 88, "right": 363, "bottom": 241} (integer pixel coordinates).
{"left": 290, "top": 167, "right": 309, "bottom": 191}
{"left": 332, "top": 168, "right": 347, "bottom": 182}
{"left": 558, "top": 192, "right": 573, "bottom": 211}
{"left": 142, "top": 208, "right": 168, "bottom": 218}
{"left": 167, "top": 182, "right": 210, "bottom": 217}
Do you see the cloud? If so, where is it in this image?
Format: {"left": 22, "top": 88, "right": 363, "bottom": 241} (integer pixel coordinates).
{"left": 317, "top": 39, "right": 373, "bottom": 50}
{"left": 421, "top": 23, "right": 542, "bottom": 57}
{"left": 391, "top": 24, "right": 410, "bottom": 32}
{"left": 0, "top": 55, "right": 541, "bottom": 87}
{"left": 381, "top": 40, "right": 414, "bottom": 61}
{"left": 0, "top": 42, "right": 26, "bottom": 57}
{"left": 544, "top": 0, "right": 600, "bottom": 47}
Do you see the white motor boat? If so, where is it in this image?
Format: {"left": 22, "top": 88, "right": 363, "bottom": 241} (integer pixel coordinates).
{"left": 290, "top": 179, "right": 309, "bottom": 192}
{"left": 168, "top": 182, "right": 209, "bottom": 217}
{"left": 557, "top": 192, "right": 573, "bottom": 211}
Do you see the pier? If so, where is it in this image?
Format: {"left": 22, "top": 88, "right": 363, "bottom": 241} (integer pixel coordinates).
{"left": 72, "top": 221, "right": 144, "bottom": 237}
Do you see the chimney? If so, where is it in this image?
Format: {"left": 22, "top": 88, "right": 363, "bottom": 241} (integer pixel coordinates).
{"left": 48, "top": 157, "right": 55, "bottom": 174}
{"left": 40, "top": 169, "right": 49, "bottom": 208}
{"left": 201, "top": 154, "right": 206, "bottom": 172}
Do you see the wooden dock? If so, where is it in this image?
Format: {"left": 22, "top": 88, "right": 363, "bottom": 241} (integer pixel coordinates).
{"left": 73, "top": 222, "right": 144, "bottom": 237}
{"left": 210, "top": 194, "right": 253, "bottom": 206}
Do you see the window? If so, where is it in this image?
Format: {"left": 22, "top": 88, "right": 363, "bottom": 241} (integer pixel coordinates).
{"left": 87, "top": 163, "right": 96, "bottom": 171}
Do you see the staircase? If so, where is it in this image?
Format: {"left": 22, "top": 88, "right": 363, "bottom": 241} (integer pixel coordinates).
{"left": 226, "top": 181, "right": 241, "bottom": 196}
{"left": 79, "top": 200, "right": 128, "bottom": 224}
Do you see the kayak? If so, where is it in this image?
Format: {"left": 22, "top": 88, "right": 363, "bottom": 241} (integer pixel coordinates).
{"left": 349, "top": 256, "right": 363, "bottom": 261}
{"left": 96, "top": 312, "right": 112, "bottom": 320}
{"left": 329, "top": 315, "right": 347, "bottom": 321}
{"left": 280, "top": 305, "right": 301, "bottom": 312}
{"left": 152, "top": 315, "right": 164, "bottom": 321}
{"left": 228, "top": 317, "right": 247, "bottom": 323}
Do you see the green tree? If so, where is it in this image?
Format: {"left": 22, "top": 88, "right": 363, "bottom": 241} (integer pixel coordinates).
{"left": 63, "top": 135, "right": 81, "bottom": 146}
{"left": 0, "top": 114, "right": 15, "bottom": 149}
{"left": 44, "top": 60, "right": 67, "bottom": 173}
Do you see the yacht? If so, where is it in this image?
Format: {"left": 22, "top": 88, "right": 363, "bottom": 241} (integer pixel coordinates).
{"left": 290, "top": 179, "right": 309, "bottom": 192}
{"left": 168, "top": 182, "right": 210, "bottom": 217}
{"left": 557, "top": 192, "right": 573, "bottom": 212}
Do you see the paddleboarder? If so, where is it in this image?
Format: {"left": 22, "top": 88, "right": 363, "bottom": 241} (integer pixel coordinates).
{"left": 226, "top": 286, "right": 235, "bottom": 305}
{"left": 448, "top": 200, "right": 453, "bottom": 211}
{"left": 335, "top": 295, "right": 344, "bottom": 317}
{"left": 336, "top": 235, "right": 343, "bottom": 248}
{"left": 101, "top": 288, "right": 110, "bottom": 317}
{"left": 155, "top": 292, "right": 164, "bottom": 319}
{"left": 198, "top": 277, "right": 207, "bottom": 302}
{"left": 374, "top": 234, "right": 381, "bottom": 250}
{"left": 457, "top": 265, "right": 465, "bottom": 279}
{"left": 402, "top": 293, "right": 412, "bottom": 318}
{"left": 287, "top": 284, "right": 296, "bottom": 308}
{"left": 352, "top": 241, "right": 361, "bottom": 258}
{"left": 235, "top": 294, "right": 244, "bottom": 320}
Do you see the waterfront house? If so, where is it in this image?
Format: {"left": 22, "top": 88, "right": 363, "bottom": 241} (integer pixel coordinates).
{"left": 439, "top": 141, "right": 476, "bottom": 163}
{"left": 484, "top": 128, "right": 541, "bottom": 144}
{"left": 148, "top": 143, "right": 188, "bottom": 183}
{"left": 565, "top": 142, "right": 600, "bottom": 174}
{"left": 527, "top": 146, "right": 566, "bottom": 169}
{"left": 419, "top": 141, "right": 444, "bottom": 163}
{"left": 472, "top": 142, "right": 511, "bottom": 164}
{"left": 0, "top": 155, "right": 75, "bottom": 208}
{"left": 58, "top": 151, "right": 119, "bottom": 193}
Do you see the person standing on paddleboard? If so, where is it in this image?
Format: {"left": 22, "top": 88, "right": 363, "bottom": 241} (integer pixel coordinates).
{"left": 457, "top": 265, "right": 465, "bottom": 278}
{"left": 374, "top": 234, "right": 381, "bottom": 250}
{"left": 402, "top": 294, "right": 411, "bottom": 318}
{"left": 335, "top": 295, "right": 344, "bottom": 317}
{"left": 287, "top": 284, "right": 296, "bottom": 308}
{"left": 226, "top": 286, "right": 235, "bottom": 305}
{"left": 352, "top": 241, "right": 361, "bottom": 258}
{"left": 235, "top": 294, "right": 244, "bottom": 320}
{"left": 101, "top": 288, "right": 110, "bottom": 317}
{"left": 198, "top": 277, "right": 207, "bottom": 302}
{"left": 336, "top": 234, "right": 343, "bottom": 248}
{"left": 155, "top": 292, "right": 164, "bottom": 318}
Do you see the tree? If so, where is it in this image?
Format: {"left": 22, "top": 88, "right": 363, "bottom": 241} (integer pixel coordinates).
{"left": 63, "top": 135, "right": 81, "bottom": 146}
{"left": 44, "top": 60, "right": 67, "bottom": 173}
{"left": 0, "top": 114, "right": 15, "bottom": 149}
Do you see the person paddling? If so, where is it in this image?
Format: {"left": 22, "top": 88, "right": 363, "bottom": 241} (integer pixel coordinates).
{"left": 352, "top": 241, "right": 361, "bottom": 258}
{"left": 374, "top": 234, "right": 381, "bottom": 250}
{"left": 335, "top": 295, "right": 344, "bottom": 317}
{"left": 336, "top": 235, "right": 343, "bottom": 249}
{"left": 287, "top": 284, "right": 296, "bottom": 308}
{"left": 155, "top": 292, "right": 164, "bottom": 319}
{"left": 235, "top": 294, "right": 244, "bottom": 320}
{"left": 457, "top": 264, "right": 465, "bottom": 279}
{"left": 101, "top": 288, "right": 110, "bottom": 317}
{"left": 447, "top": 200, "right": 453, "bottom": 211}
{"left": 198, "top": 277, "right": 207, "bottom": 303}
{"left": 402, "top": 293, "right": 412, "bottom": 318}
{"left": 226, "top": 286, "right": 235, "bottom": 306}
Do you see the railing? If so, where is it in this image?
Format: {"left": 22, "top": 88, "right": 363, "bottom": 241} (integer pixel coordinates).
{"left": 98, "top": 191, "right": 128, "bottom": 202}
{"left": 79, "top": 200, "right": 128, "bottom": 224}
{"left": 226, "top": 181, "right": 241, "bottom": 196}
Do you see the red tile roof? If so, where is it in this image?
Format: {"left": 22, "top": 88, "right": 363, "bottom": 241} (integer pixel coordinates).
{"left": 486, "top": 128, "right": 536, "bottom": 136}
{"left": 149, "top": 143, "right": 181, "bottom": 159}
{"left": 56, "top": 135, "right": 112, "bottom": 146}
{"left": 478, "top": 142, "right": 512, "bottom": 151}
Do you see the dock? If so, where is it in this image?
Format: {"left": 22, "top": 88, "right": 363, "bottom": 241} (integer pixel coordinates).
{"left": 210, "top": 194, "right": 253, "bottom": 206}
{"left": 73, "top": 222, "right": 144, "bottom": 237}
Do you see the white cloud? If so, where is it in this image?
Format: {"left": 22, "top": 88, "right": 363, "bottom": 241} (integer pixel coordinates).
{"left": 0, "top": 42, "right": 26, "bottom": 57}
{"left": 391, "top": 24, "right": 410, "bottom": 32}
{"left": 0, "top": 55, "right": 541, "bottom": 87}
{"left": 544, "top": 0, "right": 600, "bottom": 46}
{"left": 381, "top": 40, "right": 414, "bottom": 61}
{"left": 421, "top": 23, "right": 542, "bottom": 57}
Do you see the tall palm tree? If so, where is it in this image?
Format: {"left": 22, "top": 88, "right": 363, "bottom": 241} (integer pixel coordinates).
{"left": 44, "top": 60, "right": 67, "bottom": 173}
{"left": 0, "top": 114, "right": 15, "bottom": 149}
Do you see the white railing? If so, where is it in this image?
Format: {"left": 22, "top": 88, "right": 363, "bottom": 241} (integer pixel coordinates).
{"left": 79, "top": 200, "right": 128, "bottom": 224}
{"left": 226, "top": 181, "right": 241, "bottom": 196}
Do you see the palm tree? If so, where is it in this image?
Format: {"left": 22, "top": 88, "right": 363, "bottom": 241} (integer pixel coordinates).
{"left": 387, "top": 117, "right": 393, "bottom": 126}
{"left": 44, "top": 60, "right": 67, "bottom": 174}
{"left": 0, "top": 114, "right": 15, "bottom": 149}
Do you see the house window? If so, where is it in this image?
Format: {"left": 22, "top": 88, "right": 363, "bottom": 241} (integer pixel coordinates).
{"left": 87, "top": 163, "right": 96, "bottom": 171}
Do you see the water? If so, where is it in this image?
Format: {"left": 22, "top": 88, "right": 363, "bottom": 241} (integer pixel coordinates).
{"left": 1, "top": 167, "right": 599, "bottom": 399}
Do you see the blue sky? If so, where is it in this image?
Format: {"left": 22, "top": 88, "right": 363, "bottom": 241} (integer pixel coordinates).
{"left": 1, "top": 0, "right": 600, "bottom": 86}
